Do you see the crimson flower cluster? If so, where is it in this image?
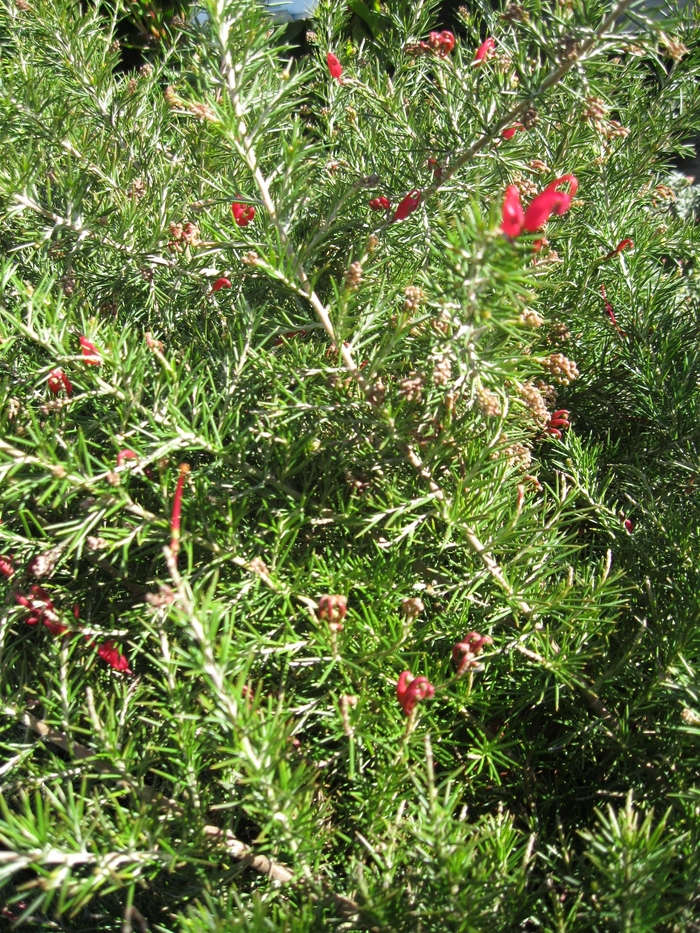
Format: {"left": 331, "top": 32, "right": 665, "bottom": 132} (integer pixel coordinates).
{"left": 452, "top": 632, "right": 494, "bottom": 676}
{"left": 501, "top": 175, "right": 578, "bottom": 236}
{"left": 418, "top": 30, "right": 456, "bottom": 58}
{"left": 544, "top": 409, "right": 571, "bottom": 439}
{"left": 48, "top": 368, "right": 72, "bottom": 396}
{"left": 12, "top": 582, "right": 131, "bottom": 672}
{"left": 369, "top": 196, "right": 391, "bottom": 212}
{"left": 231, "top": 201, "right": 255, "bottom": 227}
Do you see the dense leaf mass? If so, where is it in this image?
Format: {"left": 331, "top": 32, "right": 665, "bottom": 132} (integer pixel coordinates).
{"left": 1, "top": 0, "right": 700, "bottom": 930}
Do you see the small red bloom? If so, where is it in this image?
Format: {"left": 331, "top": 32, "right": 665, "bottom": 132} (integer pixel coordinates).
{"left": 116, "top": 449, "right": 138, "bottom": 467}
{"left": 502, "top": 123, "right": 524, "bottom": 141}
{"left": 369, "top": 196, "right": 391, "bottom": 211}
{"left": 48, "top": 368, "right": 72, "bottom": 395}
{"left": 623, "top": 518, "right": 634, "bottom": 533}
{"left": 317, "top": 594, "right": 347, "bottom": 626}
{"left": 211, "top": 277, "right": 232, "bottom": 292}
{"left": 396, "top": 670, "right": 435, "bottom": 716}
{"left": 170, "top": 463, "right": 190, "bottom": 557}
{"left": 475, "top": 37, "right": 496, "bottom": 63}
{"left": 97, "top": 640, "right": 132, "bottom": 673}
{"left": 427, "top": 157, "right": 443, "bottom": 179}
{"left": 0, "top": 555, "right": 14, "bottom": 578}
{"left": 428, "top": 30, "right": 455, "bottom": 57}
{"left": 604, "top": 238, "right": 634, "bottom": 260}
{"left": 393, "top": 189, "right": 421, "bottom": 222}
{"left": 231, "top": 202, "right": 256, "bottom": 227}
{"left": 15, "top": 585, "right": 66, "bottom": 634}
{"left": 452, "top": 632, "right": 493, "bottom": 676}
{"left": 79, "top": 336, "right": 101, "bottom": 365}
{"left": 501, "top": 185, "right": 525, "bottom": 237}
{"left": 326, "top": 52, "right": 343, "bottom": 80}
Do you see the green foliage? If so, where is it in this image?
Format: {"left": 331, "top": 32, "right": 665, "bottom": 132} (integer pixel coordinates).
{"left": 0, "top": 0, "right": 700, "bottom": 929}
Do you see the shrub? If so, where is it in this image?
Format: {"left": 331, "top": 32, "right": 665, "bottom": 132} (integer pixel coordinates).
{"left": 1, "top": 0, "right": 699, "bottom": 930}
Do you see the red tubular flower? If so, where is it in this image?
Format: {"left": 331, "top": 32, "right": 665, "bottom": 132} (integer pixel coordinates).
{"left": 604, "top": 238, "right": 634, "bottom": 260}
{"left": 97, "top": 640, "right": 132, "bottom": 673}
{"left": 623, "top": 518, "right": 634, "bottom": 533}
{"left": 169, "top": 463, "right": 190, "bottom": 557}
{"left": 502, "top": 123, "right": 524, "bottom": 141}
{"left": 369, "top": 196, "right": 391, "bottom": 211}
{"left": 211, "top": 277, "right": 232, "bottom": 292}
{"left": 501, "top": 185, "right": 525, "bottom": 237}
{"left": 79, "top": 336, "right": 102, "bottom": 365}
{"left": 452, "top": 632, "right": 494, "bottom": 676}
{"left": 393, "top": 189, "right": 421, "bottom": 222}
{"left": 326, "top": 52, "right": 343, "bottom": 80}
{"left": 396, "top": 670, "right": 435, "bottom": 716}
{"left": 474, "top": 37, "right": 496, "bottom": 63}
{"left": 544, "top": 409, "right": 570, "bottom": 439}
{"left": 116, "top": 449, "right": 138, "bottom": 467}
{"left": 231, "top": 202, "right": 256, "bottom": 227}
{"left": 521, "top": 175, "right": 578, "bottom": 233}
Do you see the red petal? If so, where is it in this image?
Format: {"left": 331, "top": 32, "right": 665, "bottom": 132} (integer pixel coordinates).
{"left": 501, "top": 186, "right": 524, "bottom": 237}
{"left": 393, "top": 189, "right": 421, "bottom": 222}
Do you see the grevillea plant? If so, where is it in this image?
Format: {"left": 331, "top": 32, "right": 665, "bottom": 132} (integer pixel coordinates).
{"left": 1, "top": 0, "right": 700, "bottom": 930}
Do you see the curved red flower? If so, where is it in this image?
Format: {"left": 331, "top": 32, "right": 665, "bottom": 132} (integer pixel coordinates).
{"left": 393, "top": 189, "right": 421, "bottom": 222}
{"left": 97, "top": 640, "right": 132, "bottom": 673}
{"left": 396, "top": 670, "right": 435, "bottom": 715}
{"left": 502, "top": 123, "right": 524, "bottom": 141}
{"left": 211, "top": 277, "right": 232, "bottom": 292}
{"left": 475, "top": 37, "right": 496, "bottom": 63}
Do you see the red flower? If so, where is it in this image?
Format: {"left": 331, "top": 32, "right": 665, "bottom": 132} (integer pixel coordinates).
{"left": 623, "top": 518, "right": 634, "bottom": 533}
{"left": 170, "top": 463, "right": 190, "bottom": 557}
{"left": 79, "top": 336, "right": 101, "bottom": 365}
{"left": 393, "top": 189, "right": 421, "bottom": 222}
{"left": 116, "top": 449, "right": 138, "bottom": 467}
{"left": 452, "top": 632, "right": 493, "bottom": 676}
{"left": 501, "top": 185, "right": 525, "bottom": 237}
{"left": 47, "top": 368, "right": 72, "bottom": 396}
{"left": 523, "top": 175, "right": 578, "bottom": 232}
{"left": 427, "top": 157, "right": 443, "bottom": 179}
{"left": 475, "top": 37, "right": 496, "bottom": 63}
{"left": 317, "top": 594, "right": 347, "bottom": 627}
{"left": 326, "top": 52, "right": 343, "bottom": 80}
{"left": 369, "top": 196, "right": 391, "bottom": 211}
{"left": 211, "top": 277, "right": 232, "bottom": 292}
{"left": 428, "top": 30, "right": 455, "bottom": 57}
{"left": 604, "top": 238, "right": 634, "bottom": 260}
{"left": 15, "top": 585, "right": 66, "bottom": 635}
{"left": 231, "top": 202, "right": 256, "bottom": 227}
{"left": 97, "top": 640, "right": 132, "bottom": 673}
{"left": 0, "top": 555, "right": 14, "bottom": 578}
{"left": 544, "top": 409, "right": 571, "bottom": 439}
{"left": 502, "top": 123, "right": 524, "bottom": 141}
{"left": 396, "top": 670, "right": 435, "bottom": 716}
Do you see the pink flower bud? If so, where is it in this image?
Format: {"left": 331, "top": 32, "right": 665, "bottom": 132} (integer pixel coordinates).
{"left": 116, "top": 449, "right": 138, "bottom": 467}
{"left": 0, "top": 555, "right": 15, "bottom": 578}
{"left": 369, "top": 196, "right": 391, "bottom": 211}
{"left": 623, "top": 518, "right": 634, "bottom": 533}
{"left": 317, "top": 594, "right": 347, "bottom": 624}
